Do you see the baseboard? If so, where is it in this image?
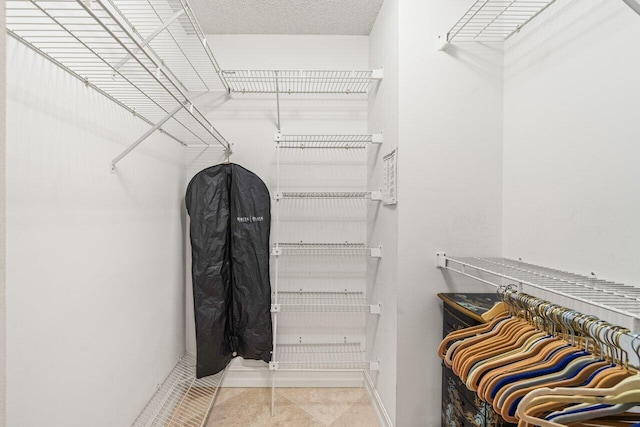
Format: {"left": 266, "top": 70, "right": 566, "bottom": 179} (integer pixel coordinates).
{"left": 221, "top": 368, "right": 365, "bottom": 388}
{"left": 364, "top": 370, "right": 394, "bottom": 427}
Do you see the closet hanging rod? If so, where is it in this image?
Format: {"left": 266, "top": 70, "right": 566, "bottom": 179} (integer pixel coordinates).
{"left": 497, "top": 289, "right": 640, "bottom": 368}
{"left": 436, "top": 254, "right": 640, "bottom": 331}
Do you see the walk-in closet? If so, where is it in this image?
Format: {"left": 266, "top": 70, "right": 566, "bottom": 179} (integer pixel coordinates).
{"left": 1, "top": 0, "right": 640, "bottom": 426}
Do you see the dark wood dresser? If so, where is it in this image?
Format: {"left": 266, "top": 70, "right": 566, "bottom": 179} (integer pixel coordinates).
{"left": 438, "top": 293, "right": 517, "bottom": 427}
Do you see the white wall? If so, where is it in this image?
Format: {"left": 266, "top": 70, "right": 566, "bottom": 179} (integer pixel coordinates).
{"left": 396, "top": 1, "right": 504, "bottom": 425}
{"left": 367, "top": 0, "right": 399, "bottom": 423}
{"left": 503, "top": 0, "right": 640, "bottom": 328}
{"left": 1, "top": 1, "right": 7, "bottom": 425}
{"left": 185, "top": 35, "right": 372, "bottom": 387}
{"left": 6, "top": 38, "right": 187, "bottom": 426}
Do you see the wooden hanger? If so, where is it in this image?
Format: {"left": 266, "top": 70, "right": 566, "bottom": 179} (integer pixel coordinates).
{"left": 437, "top": 314, "right": 510, "bottom": 360}
{"left": 516, "top": 374, "right": 640, "bottom": 426}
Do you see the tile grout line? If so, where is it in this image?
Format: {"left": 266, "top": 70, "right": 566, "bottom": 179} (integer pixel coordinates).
{"left": 326, "top": 393, "right": 370, "bottom": 427}
{"left": 274, "top": 388, "right": 332, "bottom": 426}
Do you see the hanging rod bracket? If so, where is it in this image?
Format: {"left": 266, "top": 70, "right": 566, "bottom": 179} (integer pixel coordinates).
{"left": 371, "top": 69, "right": 384, "bottom": 80}
{"left": 269, "top": 362, "right": 279, "bottom": 371}
{"left": 370, "top": 191, "right": 383, "bottom": 201}
{"left": 274, "top": 133, "right": 283, "bottom": 142}
{"left": 271, "top": 247, "right": 282, "bottom": 256}
{"left": 436, "top": 252, "right": 448, "bottom": 268}
{"left": 369, "top": 360, "right": 381, "bottom": 371}
{"left": 371, "top": 133, "right": 384, "bottom": 144}
{"left": 437, "top": 34, "right": 449, "bottom": 51}
{"left": 270, "top": 304, "right": 281, "bottom": 313}
{"left": 370, "top": 304, "right": 382, "bottom": 315}
{"left": 370, "top": 246, "right": 383, "bottom": 258}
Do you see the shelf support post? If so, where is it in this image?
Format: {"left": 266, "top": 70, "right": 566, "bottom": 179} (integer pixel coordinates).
{"left": 111, "top": 103, "right": 184, "bottom": 172}
{"left": 275, "top": 71, "right": 281, "bottom": 132}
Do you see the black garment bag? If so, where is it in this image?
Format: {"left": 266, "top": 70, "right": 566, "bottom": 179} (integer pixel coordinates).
{"left": 186, "top": 163, "right": 272, "bottom": 378}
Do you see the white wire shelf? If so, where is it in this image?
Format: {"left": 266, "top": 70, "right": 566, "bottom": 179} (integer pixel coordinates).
{"left": 272, "top": 291, "right": 381, "bottom": 314}
{"left": 132, "top": 353, "right": 225, "bottom": 427}
{"left": 110, "top": 0, "right": 228, "bottom": 92}
{"left": 6, "top": 0, "right": 229, "bottom": 154}
{"left": 272, "top": 243, "right": 382, "bottom": 258}
{"left": 275, "top": 191, "right": 382, "bottom": 201}
{"left": 272, "top": 342, "right": 379, "bottom": 371}
{"left": 436, "top": 254, "right": 640, "bottom": 322}
{"left": 274, "top": 133, "right": 383, "bottom": 149}
{"left": 220, "top": 69, "right": 383, "bottom": 95}
{"left": 445, "top": 0, "right": 558, "bottom": 43}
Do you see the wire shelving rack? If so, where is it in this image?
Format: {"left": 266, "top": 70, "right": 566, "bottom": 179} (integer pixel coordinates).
{"left": 272, "top": 243, "right": 382, "bottom": 258}
{"left": 440, "top": 0, "right": 640, "bottom": 47}
{"left": 444, "top": 0, "right": 558, "bottom": 43}
{"left": 6, "top": 0, "right": 230, "bottom": 170}
{"left": 221, "top": 69, "right": 383, "bottom": 95}
{"left": 131, "top": 353, "right": 225, "bottom": 427}
{"left": 275, "top": 191, "right": 382, "bottom": 200}
{"left": 436, "top": 254, "right": 640, "bottom": 332}
{"left": 273, "top": 291, "right": 381, "bottom": 314}
{"left": 269, "top": 135, "right": 382, "bottom": 415}
{"left": 275, "top": 133, "right": 383, "bottom": 149}
{"left": 273, "top": 342, "right": 379, "bottom": 371}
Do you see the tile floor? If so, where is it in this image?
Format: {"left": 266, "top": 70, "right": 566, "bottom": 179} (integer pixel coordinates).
{"left": 206, "top": 388, "right": 379, "bottom": 426}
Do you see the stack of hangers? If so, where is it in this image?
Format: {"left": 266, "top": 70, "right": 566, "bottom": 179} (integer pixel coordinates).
{"left": 437, "top": 289, "right": 640, "bottom": 426}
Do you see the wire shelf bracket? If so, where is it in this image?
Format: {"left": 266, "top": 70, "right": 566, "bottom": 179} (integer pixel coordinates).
{"left": 274, "top": 133, "right": 383, "bottom": 149}
{"left": 436, "top": 252, "right": 640, "bottom": 332}
{"left": 7, "top": 0, "right": 232, "bottom": 171}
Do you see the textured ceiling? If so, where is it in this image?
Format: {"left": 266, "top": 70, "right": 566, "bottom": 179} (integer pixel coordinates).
{"left": 190, "top": 0, "right": 385, "bottom": 35}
